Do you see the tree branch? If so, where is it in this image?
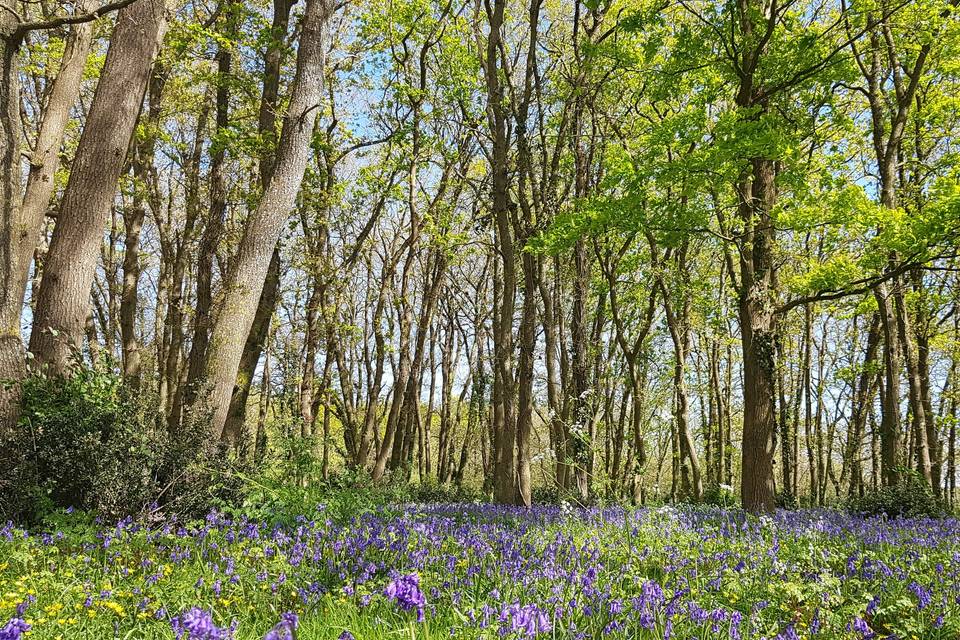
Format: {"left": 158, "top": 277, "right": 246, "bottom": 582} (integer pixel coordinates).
{"left": 775, "top": 251, "right": 958, "bottom": 315}
{"left": 15, "top": 0, "right": 141, "bottom": 37}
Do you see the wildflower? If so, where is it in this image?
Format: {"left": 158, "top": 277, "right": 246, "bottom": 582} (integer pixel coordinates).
{"left": 0, "top": 618, "right": 30, "bottom": 640}
{"left": 171, "top": 607, "right": 234, "bottom": 640}
{"left": 499, "top": 603, "right": 551, "bottom": 638}
{"left": 776, "top": 624, "right": 799, "bottom": 640}
{"left": 338, "top": 632, "right": 355, "bottom": 640}
{"left": 810, "top": 609, "right": 821, "bottom": 634}
{"left": 264, "top": 612, "right": 298, "bottom": 640}
{"left": 14, "top": 596, "right": 34, "bottom": 617}
{"left": 384, "top": 572, "right": 426, "bottom": 622}
{"left": 848, "top": 617, "right": 875, "bottom": 639}
{"left": 908, "top": 582, "right": 931, "bottom": 611}
{"left": 729, "top": 611, "right": 743, "bottom": 640}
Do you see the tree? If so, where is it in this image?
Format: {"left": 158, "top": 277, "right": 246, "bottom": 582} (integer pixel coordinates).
{"left": 29, "top": 0, "right": 172, "bottom": 376}
{"left": 201, "top": 0, "right": 335, "bottom": 442}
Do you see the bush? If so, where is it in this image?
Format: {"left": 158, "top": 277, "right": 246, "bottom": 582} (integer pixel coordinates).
{"left": 776, "top": 490, "right": 799, "bottom": 510}
{"left": 847, "top": 468, "right": 945, "bottom": 518}
{"left": 408, "top": 476, "right": 484, "bottom": 503}
{"left": 701, "top": 482, "right": 737, "bottom": 507}
{"left": 0, "top": 363, "right": 163, "bottom": 521}
{"left": 0, "top": 363, "right": 251, "bottom": 523}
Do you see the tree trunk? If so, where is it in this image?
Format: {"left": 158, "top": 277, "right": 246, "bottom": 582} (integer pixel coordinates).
{"left": 220, "top": 0, "right": 298, "bottom": 444}
{"left": 737, "top": 157, "right": 778, "bottom": 513}
{"left": 844, "top": 313, "right": 881, "bottom": 498}
{"left": 202, "top": 0, "right": 333, "bottom": 441}
{"left": 185, "top": 2, "right": 235, "bottom": 405}
{"left": 875, "top": 283, "right": 902, "bottom": 485}
{"left": 29, "top": 0, "right": 170, "bottom": 375}
{"left": 894, "top": 283, "right": 932, "bottom": 485}
{"left": 482, "top": 0, "right": 516, "bottom": 504}
{"left": 0, "top": 9, "right": 23, "bottom": 435}
{"left": 515, "top": 250, "right": 536, "bottom": 506}
{"left": 1, "top": 10, "right": 96, "bottom": 429}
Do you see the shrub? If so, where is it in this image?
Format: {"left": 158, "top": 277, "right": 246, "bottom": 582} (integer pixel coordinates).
{"left": 847, "top": 468, "right": 945, "bottom": 518}
{"left": 0, "top": 363, "right": 250, "bottom": 523}
{"left": 776, "top": 489, "right": 799, "bottom": 510}
{"left": 0, "top": 363, "right": 163, "bottom": 521}
{"left": 409, "top": 476, "right": 484, "bottom": 504}
{"left": 701, "top": 482, "right": 737, "bottom": 507}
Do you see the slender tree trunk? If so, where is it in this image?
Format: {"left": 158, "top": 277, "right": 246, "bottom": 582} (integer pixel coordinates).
{"left": 844, "top": 313, "right": 881, "bottom": 498}
{"left": 515, "top": 250, "right": 536, "bottom": 506}
{"left": 0, "top": 8, "right": 24, "bottom": 435}
{"left": 894, "top": 283, "right": 932, "bottom": 485}
{"left": 0, "top": 11, "right": 95, "bottom": 429}
{"left": 221, "top": 0, "right": 298, "bottom": 443}
{"left": 186, "top": 2, "right": 235, "bottom": 405}
{"left": 875, "top": 283, "right": 902, "bottom": 485}
{"left": 659, "top": 267, "right": 703, "bottom": 501}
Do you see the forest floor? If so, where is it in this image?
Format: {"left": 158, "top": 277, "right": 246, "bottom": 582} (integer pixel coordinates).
{"left": 0, "top": 504, "right": 956, "bottom": 639}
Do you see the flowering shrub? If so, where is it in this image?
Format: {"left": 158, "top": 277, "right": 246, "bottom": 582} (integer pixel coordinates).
{"left": 0, "top": 505, "right": 958, "bottom": 638}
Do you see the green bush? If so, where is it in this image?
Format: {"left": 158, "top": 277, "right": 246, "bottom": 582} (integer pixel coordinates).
{"left": 701, "top": 482, "right": 737, "bottom": 507}
{"left": 847, "top": 468, "right": 945, "bottom": 518}
{"left": 0, "top": 363, "right": 162, "bottom": 521}
{"left": 0, "top": 363, "right": 250, "bottom": 523}
{"left": 776, "top": 489, "right": 799, "bottom": 510}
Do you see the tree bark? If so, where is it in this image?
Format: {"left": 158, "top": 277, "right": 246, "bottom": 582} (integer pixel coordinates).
{"left": 202, "top": 0, "right": 333, "bottom": 441}
{"left": 737, "top": 157, "right": 778, "bottom": 513}
{"left": 481, "top": 0, "right": 517, "bottom": 504}
{"left": 0, "top": 5, "right": 23, "bottom": 435}
{"left": 220, "top": 0, "right": 298, "bottom": 444}
{"left": 29, "top": 0, "right": 170, "bottom": 375}
{"left": 185, "top": 0, "right": 236, "bottom": 405}
{"left": 0, "top": 9, "right": 96, "bottom": 430}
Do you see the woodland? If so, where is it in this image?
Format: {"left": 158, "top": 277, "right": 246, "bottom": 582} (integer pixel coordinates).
{"left": 0, "top": 0, "right": 957, "bottom": 516}
{"left": 0, "top": 0, "right": 959, "bottom": 638}
{"left": 0, "top": 0, "right": 959, "bottom": 515}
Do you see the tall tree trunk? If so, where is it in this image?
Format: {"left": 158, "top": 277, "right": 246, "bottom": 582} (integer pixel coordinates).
{"left": 29, "top": 0, "right": 169, "bottom": 375}
{"left": 515, "top": 250, "right": 536, "bottom": 506}
{"left": 894, "top": 283, "right": 932, "bottom": 485}
{"left": 122, "top": 66, "right": 165, "bottom": 387}
{"left": 202, "top": 0, "right": 333, "bottom": 441}
{"left": 481, "top": 0, "right": 516, "bottom": 504}
{"left": 875, "top": 284, "right": 902, "bottom": 485}
{"left": 185, "top": 0, "right": 236, "bottom": 406}
{"left": 737, "top": 157, "right": 778, "bottom": 513}
{"left": 844, "top": 313, "right": 881, "bottom": 498}
{"left": 220, "top": 0, "right": 298, "bottom": 443}
{"left": 0, "top": 6, "right": 23, "bottom": 435}
{"left": 0, "top": 11, "right": 95, "bottom": 429}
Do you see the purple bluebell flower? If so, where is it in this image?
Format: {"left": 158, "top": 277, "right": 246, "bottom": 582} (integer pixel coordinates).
{"left": 908, "top": 582, "right": 932, "bottom": 611}
{"left": 263, "top": 611, "right": 298, "bottom": 640}
{"left": 384, "top": 572, "right": 426, "bottom": 622}
{"left": 848, "top": 617, "right": 875, "bottom": 639}
{"left": 0, "top": 618, "right": 30, "bottom": 640}
{"left": 171, "top": 607, "right": 234, "bottom": 640}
